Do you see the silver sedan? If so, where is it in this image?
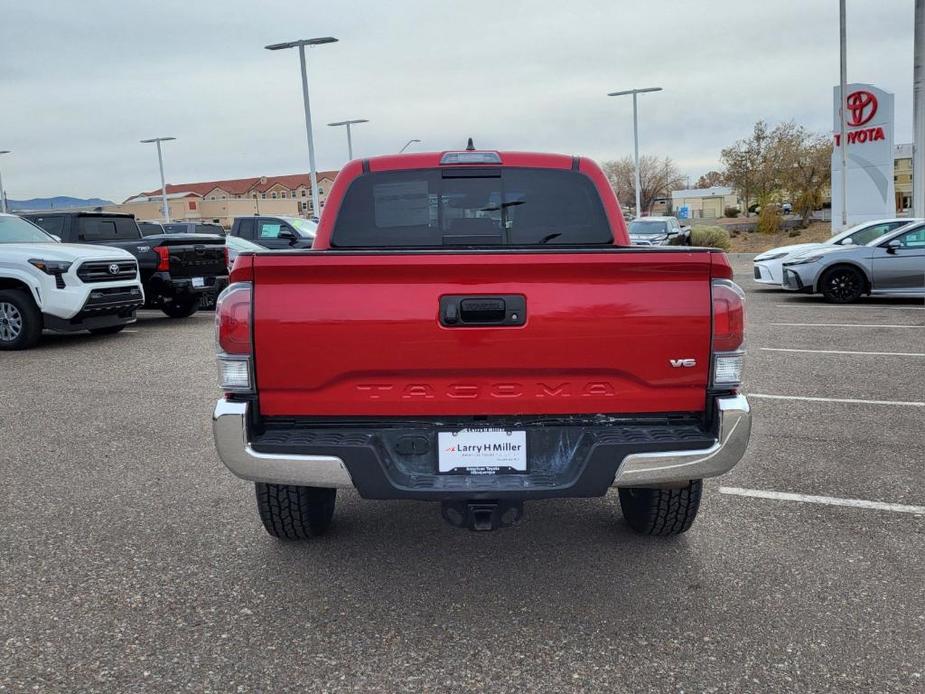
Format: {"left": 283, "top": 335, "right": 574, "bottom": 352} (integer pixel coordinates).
{"left": 781, "top": 222, "right": 925, "bottom": 303}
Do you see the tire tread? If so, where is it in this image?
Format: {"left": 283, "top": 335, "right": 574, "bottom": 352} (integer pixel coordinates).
{"left": 618, "top": 481, "right": 703, "bottom": 536}
{"left": 255, "top": 483, "right": 336, "bottom": 540}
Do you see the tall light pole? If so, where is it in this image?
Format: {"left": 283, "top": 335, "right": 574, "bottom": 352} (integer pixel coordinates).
{"left": 399, "top": 139, "right": 421, "bottom": 153}
{"left": 266, "top": 36, "right": 338, "bottom": 219}
{"left": 140, "top": 137, "right": 175, "bottom": 223}
{"left": 0, "top": 151, "right": 10, "bottom": 214}
{"left": 914, "top": 0, "right": 925, "bottom": 217}
{"left": 838, "top": 0, "right": 848, "bottom": 229}
{"left": 327, "top": 119, "right": 368, "bottom": 160}
{"left": 608, "top": 87, "right": 663, "bottom": 218}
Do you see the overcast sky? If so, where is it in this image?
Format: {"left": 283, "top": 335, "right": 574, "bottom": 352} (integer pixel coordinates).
{"left": 0, "top": 0, "right": 917, "bottom": 201}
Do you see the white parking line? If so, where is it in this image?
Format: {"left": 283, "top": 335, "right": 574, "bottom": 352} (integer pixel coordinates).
{"left": 719, "top": 487, "right": 925, "bottom": 515}
{"left": 769, "top": 322, "right": 924, "bottom": 329}
{"left": 749, "top": 393, "right": 925, "bottom": 407}
{"left": 774, "top": 303, "right": 925, "bottom": 311}
{"left": 760, "top": 347, "right": 925, "bottom": 357}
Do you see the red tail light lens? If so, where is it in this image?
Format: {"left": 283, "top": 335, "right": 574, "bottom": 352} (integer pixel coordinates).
{"left": 223, "top": 245, "right": 230, "bottom": 273}
{"left": 154, "top": 246, "right": 170, "bottom": 271}
{"left": 712, "top": 279, "right": 745, "bottom": 352}
{"left": 216, "top": 282, "right": 252, "bottom": 355}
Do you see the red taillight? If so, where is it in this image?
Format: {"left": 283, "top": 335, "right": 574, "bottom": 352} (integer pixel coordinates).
{"left": 216, "top": 282, "right": 252, "bottom": 355}
{"left": 223, "top": 246, "right": 230, "bottom": 272}
{"left": 154, "top": 246, "right": 170, "bottom": 271}
{"left": 712, "top": 279, "right": 745, "bottom": 352}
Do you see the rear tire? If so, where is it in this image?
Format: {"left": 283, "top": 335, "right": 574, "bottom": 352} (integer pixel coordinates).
{"left": 160, "top": 296, "right": 199, "bottom": 318}
{"left": 0, "top": 289, "right": 43, "bottom": 351}
{"left": 255, "top": 483, "right": 336, "bottom": 540}
{"left": 89, "top": 324, "right": 126, "bottom": 335}
{"left": 618, "top": 480, "right": 702, "bottom": 536}
{"left": 820, "top": 265, "right": 865, "bottom": 304}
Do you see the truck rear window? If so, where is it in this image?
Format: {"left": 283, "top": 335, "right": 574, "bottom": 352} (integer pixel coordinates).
{"left": 75, "top": 217, "right": 140, "bottom": 242}
{"left": 331, "top": 168, "right": 612, "bottom": 248}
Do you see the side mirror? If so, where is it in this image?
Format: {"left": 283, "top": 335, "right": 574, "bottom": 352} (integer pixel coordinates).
{"left": 279, "top": 228, "right": 297, "bottom": 242}
{"left": 839, "top": 237, "right": 854, "bottom": 245}
{"left": 50, "top": 234, "right": 62, "bottom": 242}
{"left": 886, "top": 239, "right": 902, "bottom": 254}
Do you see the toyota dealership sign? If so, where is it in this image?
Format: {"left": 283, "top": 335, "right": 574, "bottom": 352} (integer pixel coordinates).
{"left": 831, "top": 83, "right": 895, "bottom": 228}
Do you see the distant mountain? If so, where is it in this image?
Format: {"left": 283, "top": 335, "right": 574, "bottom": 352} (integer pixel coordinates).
{"left": 7, "top": 196, "right": 113, "bottom": 211}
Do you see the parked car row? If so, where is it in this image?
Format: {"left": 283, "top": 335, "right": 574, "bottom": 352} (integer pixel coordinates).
{"left": 0, "top": 211, "right": 231, "bottom": 349}
{"left": 0, "top": 207, "right": 326, "bottom": 349}
{"left": 628, "top": 216, "right": 691, "bottom": 246}
{"left": 753, "top": 218, "right": 925, "bottom": 302}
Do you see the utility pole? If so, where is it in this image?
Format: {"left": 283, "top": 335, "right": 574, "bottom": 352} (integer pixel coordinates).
{"left": 0, "top": 151, "right": 10, "bottom": 214}
{"left": 914, "top": 0, "right": 925, "bottom": 217}
{"left": 608, "top": 87, "right": 663, "bottom": 218}
{"left": 328, "top": 119, "right": 369, "bottom": 161}
{"left": 839, "top": 0, "right": 848, "bottom": 230}
{"left": 140, "top": 137, "right": 176, "bottom": 223}
{"left": 266, "top": 37, "right": 338, "bottom": 219}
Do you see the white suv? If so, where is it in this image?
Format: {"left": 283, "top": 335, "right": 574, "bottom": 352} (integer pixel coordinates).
{"left": 0, "top": 213, "right": 145, "bottom": 350}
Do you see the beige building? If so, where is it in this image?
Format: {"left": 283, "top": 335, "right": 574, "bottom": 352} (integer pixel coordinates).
{"left": 894, "top": 143, "right": 912, "bottom": 211}
{"left": 670, "top": 187, "right": 741, "bottom": 219}
{"left": 112, "top": 171, "right": 339, "bottom": 227}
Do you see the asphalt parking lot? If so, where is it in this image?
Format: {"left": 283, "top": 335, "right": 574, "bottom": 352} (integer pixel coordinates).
{"left": 1, "top": 253, "right": 923, "bottom": 693}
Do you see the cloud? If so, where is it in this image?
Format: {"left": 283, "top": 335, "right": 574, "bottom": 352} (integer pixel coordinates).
{"left": 0, "top": 0, "right": 916, "bottom": 200}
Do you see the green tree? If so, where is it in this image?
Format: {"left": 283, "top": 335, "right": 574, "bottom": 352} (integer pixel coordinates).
{"left": 776, "top": 124, "right": 832, "bottom": 226}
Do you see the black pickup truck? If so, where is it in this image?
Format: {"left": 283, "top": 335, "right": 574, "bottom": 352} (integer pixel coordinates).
{"left": 228, "top": 215, "right": 316, "bottom": 249}
{"left": 24, "top": 212, "right": 228, "bottom": 318}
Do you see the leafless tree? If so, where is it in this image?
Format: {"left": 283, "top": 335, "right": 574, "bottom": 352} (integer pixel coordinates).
{"left": 695, "top": 170, "right": 725, "bottom": 188}
{"left": 602, "top": 156, "right": 685, "bottom": 214}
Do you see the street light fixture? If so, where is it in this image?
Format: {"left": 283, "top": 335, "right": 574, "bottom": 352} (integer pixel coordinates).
{"left": 399, "top": 139, "right": 421, "bottom": 153}
{"left": 266, "top": 36, "right": 338, "bottom": 218}
{"left": 140, "top": 137, "right": 176, "bottom": 223}
{"left": 0, "top": 151, "right": 10, "bottom": 214}
{"left": 607, "top": 86, "right": 663, "bottom": 218}
{"left": 327, "top": 119, "right": 369, "bottom": 161}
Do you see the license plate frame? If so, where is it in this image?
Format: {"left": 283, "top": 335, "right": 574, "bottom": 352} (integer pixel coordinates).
{"left": 437, "top": 428, "right": 527, "bottom": 475}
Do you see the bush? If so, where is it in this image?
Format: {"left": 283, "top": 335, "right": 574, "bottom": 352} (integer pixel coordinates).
{"left": 724, "top": 206, "right": 740, "bottom": 218}
{"left": 757, "top": 205, "right": 781, "bottom": 234}
{"left": 689, "top": 225, "right": 731, "bottom": 250}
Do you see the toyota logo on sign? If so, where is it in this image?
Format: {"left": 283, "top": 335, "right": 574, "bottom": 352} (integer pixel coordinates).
{"left": 846, "top": 90, "right": 878, "bottom": 127}
{"left": 108, "top": 263, "right": 120, "bottom": 275}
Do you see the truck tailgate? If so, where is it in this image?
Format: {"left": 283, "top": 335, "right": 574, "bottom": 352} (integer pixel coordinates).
{"left": 252, "top": 251, "right": 713, "bottom": 417}
{"left": 152, "top": 234, "right": 227, "bottom": 278}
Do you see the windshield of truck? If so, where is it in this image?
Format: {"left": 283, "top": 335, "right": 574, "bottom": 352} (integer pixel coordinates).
{"left": 629, "top": 220, "right": 668, "bottom": 236}
{"left": 284, "top": 217, "right": 317, "bottom": 237}
{"left": 74, "top": 216, "right": 141, "bottom": 242}
{"left": 331, "top": 168, "right": 612, "bottom": 247}
{"left": 0, "top": 216, "right": 58, "bottom": 243}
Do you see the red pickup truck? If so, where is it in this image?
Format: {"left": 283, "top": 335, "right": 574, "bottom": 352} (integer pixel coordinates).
{"left": 212, "top": 149, "right": 751, "bottom": 537}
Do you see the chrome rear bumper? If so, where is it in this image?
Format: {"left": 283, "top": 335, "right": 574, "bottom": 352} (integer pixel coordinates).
{"left": 212, "top": 394, "right": 751, "bottom": 490}
{"left": 611, "top": 394, "right": 751, "bottom": 486}
{"left": 212, "top": 399, "right": 353, "bottom": 488}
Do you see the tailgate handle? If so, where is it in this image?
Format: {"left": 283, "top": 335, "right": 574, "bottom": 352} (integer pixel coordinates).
{"left": 440, "top": 295, "right": 526, "bottom": 327}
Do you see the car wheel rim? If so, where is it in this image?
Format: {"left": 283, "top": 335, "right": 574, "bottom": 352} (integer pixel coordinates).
{"left": 0, "top": 301, "right": 23, "bottom": 342}
{"left": 828, "top": 271, "right": 858, "bottom": 299}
